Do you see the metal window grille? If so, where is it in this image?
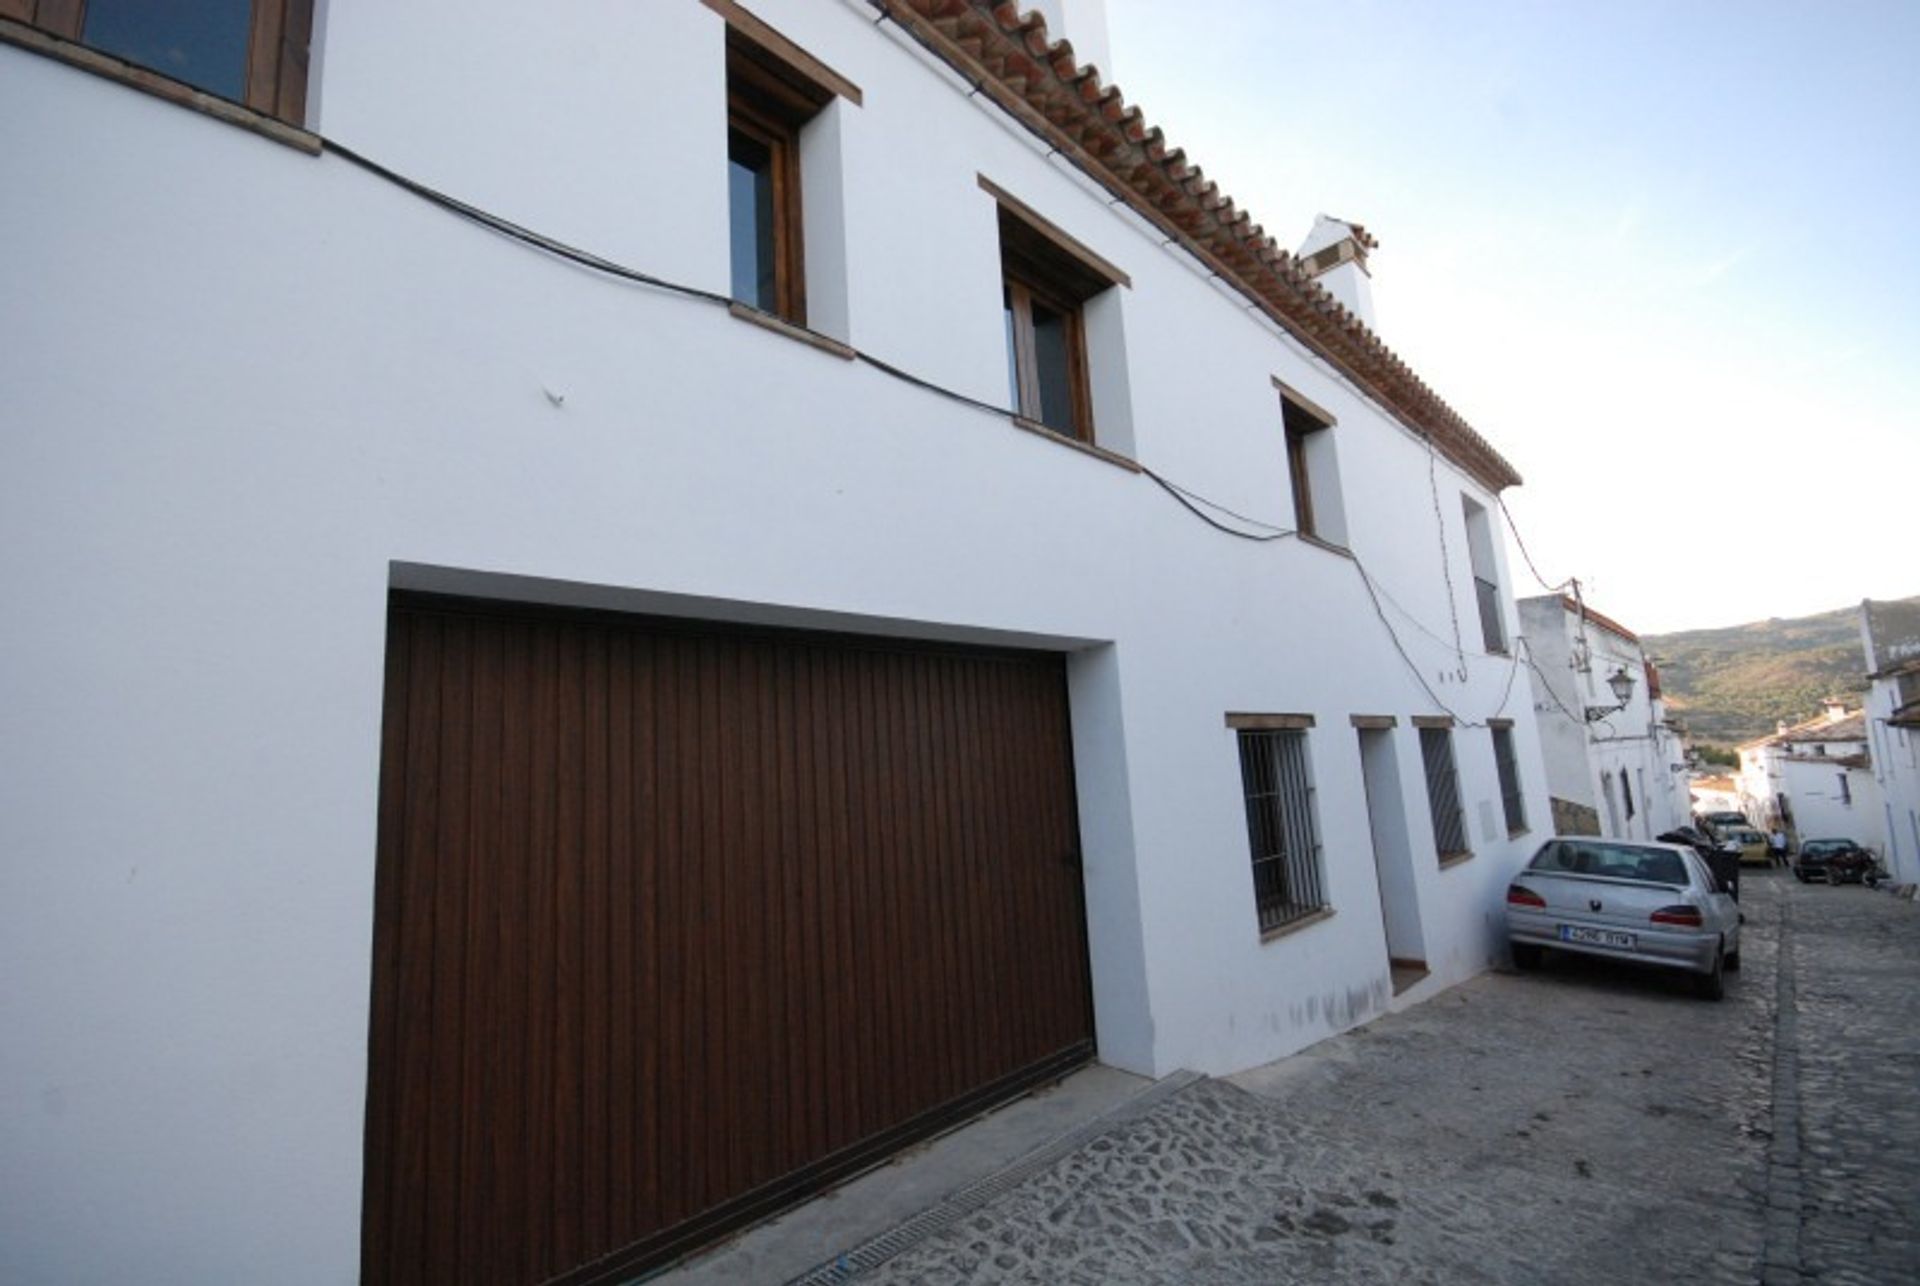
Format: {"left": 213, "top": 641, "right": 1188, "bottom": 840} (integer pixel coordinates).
{"left": 1492, "top": 727, "right": 1526, "bottom": 834}
{"left": 1420, "top": 727, "right": 1468, "bottom": 858}
{"left": 1474, "top": 576, "right": 1506, "bottom": 653}
{"left": 1236, "top": 730, "right": 1328, "bottom": 932}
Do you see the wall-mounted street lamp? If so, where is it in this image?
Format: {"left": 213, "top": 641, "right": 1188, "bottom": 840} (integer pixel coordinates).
{"left": 1585, "top": 666, "right": 1636, "bottom": 722}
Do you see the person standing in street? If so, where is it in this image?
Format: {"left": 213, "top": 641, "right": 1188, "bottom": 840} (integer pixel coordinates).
{"left": 1770, "top": 826, "right": 1789, "bottom": 867}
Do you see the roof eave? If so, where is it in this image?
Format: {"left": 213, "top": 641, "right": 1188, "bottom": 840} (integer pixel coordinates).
{"left": 878, "top": 0, "right": 1524, "bottom": 494}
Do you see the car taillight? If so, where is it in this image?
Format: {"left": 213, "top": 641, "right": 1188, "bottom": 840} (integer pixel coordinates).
{"left": 1650, "top": 905, "right": 1703, "bottom": 926}
{"left": 1507, "top": 884, "right": 1546, "bottom": 908}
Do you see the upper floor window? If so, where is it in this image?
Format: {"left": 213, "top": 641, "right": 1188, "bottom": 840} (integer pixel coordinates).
{"left": 1276, "top": 381, "right": 1347, "bottom": 547}
{"left": 1461, "top": 495, "right": 1506, "bottom": 654}
{"left": 9, "top": 0, "right": 312, "bottom": 123}
{"left": 725, "top": 31, "right": 830, "bottom": 323}
{"left": 985, "top": 179, "right": 1126, "bottom": 444}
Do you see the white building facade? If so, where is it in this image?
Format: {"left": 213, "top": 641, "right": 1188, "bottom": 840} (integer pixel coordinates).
{"left": 1736, "top": 704, "right": 1886, "bottom": 858}
{"left": 1518, "top": 596, "right": 1690, "bottom": 841}
{"left": 1, "top": 3, "right": 1551, "bottom": 1282}
{"left": 1860, "top": 599, "right": 1920, "bottom": 883}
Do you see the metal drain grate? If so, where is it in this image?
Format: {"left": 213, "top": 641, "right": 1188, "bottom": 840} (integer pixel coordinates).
{"left": 783, "top": 1070, "right": 1205, "bottom": 1285}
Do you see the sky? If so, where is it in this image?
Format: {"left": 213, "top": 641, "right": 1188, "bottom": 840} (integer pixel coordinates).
{"left": 1101, "top": 0, "right": 1918, "bottom": 634}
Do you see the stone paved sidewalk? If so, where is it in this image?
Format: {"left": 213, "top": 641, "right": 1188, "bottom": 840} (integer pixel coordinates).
{"left": 806, "top": 872, "right": 1919, "bottom": 1284}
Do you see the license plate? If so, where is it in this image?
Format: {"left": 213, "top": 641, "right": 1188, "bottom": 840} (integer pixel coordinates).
{"left": 1559, "top": 925, "right": 1634, "bottom": 949}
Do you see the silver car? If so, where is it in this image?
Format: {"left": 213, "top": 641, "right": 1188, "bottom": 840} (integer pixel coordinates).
{"left": 1505, "top": 836, "right": 1742, "bottom": 999}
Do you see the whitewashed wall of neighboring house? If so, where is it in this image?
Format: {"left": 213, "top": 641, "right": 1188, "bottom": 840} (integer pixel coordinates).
{"left": 1861, "top": 603, "right": 1920, "bottom": 883}
{"left": 1739, "top": 743, "right": 1886, "bottom": 855}
{"left": 1518, "top": 598, "right": 1682, "bottom": 838}
{"left": 0, "top": 4, "right": 1550, "bottom": 1282}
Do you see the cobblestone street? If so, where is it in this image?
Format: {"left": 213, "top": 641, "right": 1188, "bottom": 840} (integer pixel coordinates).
{"left": 820, "top": 871, "right": 1919, "bottom": 1285}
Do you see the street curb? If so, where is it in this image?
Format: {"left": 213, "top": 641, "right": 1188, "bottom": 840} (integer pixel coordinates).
{"left": 782, "top": 1069, "right": 1207, "bottom": 1284}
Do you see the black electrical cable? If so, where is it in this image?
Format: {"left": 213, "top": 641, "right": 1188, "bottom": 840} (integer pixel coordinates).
{"left": 318, "top": 132, "right": 1554, "bottom": 721}
{"left": 322, "top": 138, "right": 737, "bottom": 310}
{"left": 1497, "top": 493, "right": 1573, "bottom": 593}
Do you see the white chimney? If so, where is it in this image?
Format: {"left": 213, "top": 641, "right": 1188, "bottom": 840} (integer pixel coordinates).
{"left": 1823, "top": 699, "right": 1848, "bottom": 721}
{"left": 1296, "top": 215, "right": 1377, "bottom": 329}
{"left": 1026, "top": 0, "right": 1113, "bottom": 81}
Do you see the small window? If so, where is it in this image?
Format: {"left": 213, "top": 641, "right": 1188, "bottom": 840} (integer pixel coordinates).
{"left": 1419, "top": 725, "right": 1469, "bottom": 859}
{"left": 12, "top": 0, "right": 313, "bottom": 122}
{"left": 993, "top": 196, "right": 1120, "bottom": 443}
{"left": 1461, "top": 496, "right": 1506, "bottom": 653}
{"left": 1278, "top": 388, "right": 1345, "bottom": 545}
{"left": 1838, "top": 773, "right": 1851, "bottom": 805}
{"left": 1234, "top": 728, "right": 1329, "bottom": 934}
{"left": 1491, "top": 724, "right": 1526, "bottom": 835}
{"left": 1622, "top": 768, "right": 1636, "bottom": 821}
{"left": 725, "top": 28, "right": 833, "bottom": 323}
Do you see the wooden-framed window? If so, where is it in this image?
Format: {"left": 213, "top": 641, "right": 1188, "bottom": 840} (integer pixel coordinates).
{"left": 4, "top": 0, "right": 313, "bottom": 124}
{"left": 1417, "top": 722, "right": 1469, "bottom": 861}
{"left": 1277, "top": 386, "right": 1343, "bottom": 544}
{"left": 724, "top": 25, "right": 836, "bottom": 324}
{"left": 1228, "top": 714, "right": 1329, "bottom": 936}
{"left": 986, "top": 180, "right": 1126, "bottom": 444}
{"left": 1461, "top": 495, "right": 1507, "bottom": 654}
{"left": 1490, "top": 721, "right": 1527, "bottom": 836}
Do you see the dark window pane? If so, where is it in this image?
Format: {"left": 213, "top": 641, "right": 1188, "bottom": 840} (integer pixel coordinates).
{"left": 727, "top": 130, "right": 777, "bottom": 311}
{"left": 1003, "top": 289, "right": 1021, "bottom": 412}
{"left": 1030, "top": 300, "right": 1075, "bottom": 433}
{"left": 84, "top": 0, "right": 253, "bottom": 103}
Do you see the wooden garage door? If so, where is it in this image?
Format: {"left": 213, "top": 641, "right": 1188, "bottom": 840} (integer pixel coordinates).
{"left": 362, "top": 597, "right": 1095, "bottom": 1285}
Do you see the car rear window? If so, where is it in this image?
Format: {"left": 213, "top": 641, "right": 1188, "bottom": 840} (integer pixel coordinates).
{"left": 1528, "top": 840, "right": 1690, "bottom": 886}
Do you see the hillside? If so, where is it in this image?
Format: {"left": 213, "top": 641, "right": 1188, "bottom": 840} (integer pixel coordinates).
{"left": 1642, "top": 599, "right": 1918, "bottom": 748}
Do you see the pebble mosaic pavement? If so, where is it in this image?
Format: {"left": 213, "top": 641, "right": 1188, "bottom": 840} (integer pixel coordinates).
{"left": 817, "top": 870, "right": 1919, "bottom": 1285}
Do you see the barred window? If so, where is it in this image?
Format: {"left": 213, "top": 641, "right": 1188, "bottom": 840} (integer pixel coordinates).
{"left": 1419, "top": 725, "right": 1469, "bottom": 859}
{"left": 1235, "top": 728, "right": 1329, "bottom": 933}
{"left": 1491, "top": 724, "right": 1526, "bottom": 835}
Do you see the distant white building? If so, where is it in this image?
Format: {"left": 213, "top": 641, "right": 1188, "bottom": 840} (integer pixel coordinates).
{"left": 1861, "top": 599, "right": 1920, "bottom": 883}
{"left": 1519, "top": 596, "right": 1690, "bottom": 840}
{"left": 1737, "top": 702, "right": 1885, "bottom": 857}
{"left": 1689, "top": 774, "right": 1743, "bottom": 818}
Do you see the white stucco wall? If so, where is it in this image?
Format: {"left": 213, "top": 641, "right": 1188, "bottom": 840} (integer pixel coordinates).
{"left": 1518, "top": 597, "right": 1680, "bottom": 838}
{"left": 1864, "top": 698, "right": 1920, "bottom": 882}
{"left": 0, "top": 4, "right": 1547, "bottom": 1281}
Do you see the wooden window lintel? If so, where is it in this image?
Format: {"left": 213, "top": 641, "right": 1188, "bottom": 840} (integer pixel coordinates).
{"left": 1226, "top": 712, "right": 1316, "bottom": 731}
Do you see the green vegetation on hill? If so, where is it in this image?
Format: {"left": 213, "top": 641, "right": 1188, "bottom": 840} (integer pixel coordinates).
{"left": 1643, "top": 597, "right": 1919, "bottom": 748}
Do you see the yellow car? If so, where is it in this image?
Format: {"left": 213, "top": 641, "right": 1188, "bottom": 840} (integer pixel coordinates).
{"left": 1721, "top": 826, "right": 1769, "bottom": 866}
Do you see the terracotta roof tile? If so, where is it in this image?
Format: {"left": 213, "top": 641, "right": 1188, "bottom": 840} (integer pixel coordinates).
{"left": 1558, "top": 596, "right": 1640, "bottom": 643}
{"left": 880, "top": 0, "right": 1524, "bottom": 492}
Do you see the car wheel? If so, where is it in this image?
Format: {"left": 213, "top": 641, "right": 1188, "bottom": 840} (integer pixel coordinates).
{"left": 1827, "top": 866, "right": 1842, "bottom": 887}
{"left": 1512, "top": 943, "right": 1542, "bottom": 972}
{"left": 1695, "top": 947, "right": 1725, "bottom": 1001}
{"left": 1725, "top": 937, "right": 1741, "bottom": 972}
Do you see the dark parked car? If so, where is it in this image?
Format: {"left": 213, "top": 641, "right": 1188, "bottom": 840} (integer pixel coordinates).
{"left": 1661, "top": 827, "right": 1739, "bottom": 899}
{"left": 1793, "top": 839, "right": 1878, "bottom": 885}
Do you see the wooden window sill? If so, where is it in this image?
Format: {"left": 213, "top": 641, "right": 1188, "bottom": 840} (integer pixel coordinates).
{"left": 1297, "top": 532, "right": 1354, "bottom": 559}
{"left": 1260, "top": 906, "right": 1335, "bottom": 943}
{"left": 1437, "top": 850, "right": 1475, "bottom": 870}
{"left": 728, "top": 302, "right": 856, "bottom": 360}
{"left": 1009, "top": 417, "right": 1142, "bottom": 473}
{"left": 0, "top": 17, "right": 320, "bottom": 155}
